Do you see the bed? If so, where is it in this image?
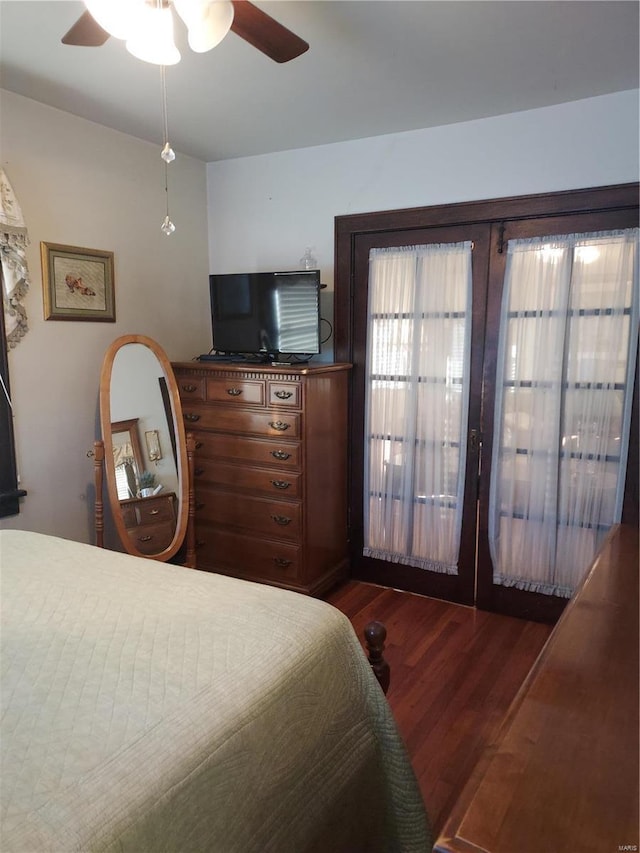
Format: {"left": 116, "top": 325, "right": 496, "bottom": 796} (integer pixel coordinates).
{"left": 0, "top": 530, "right": 431, "bottom": 852}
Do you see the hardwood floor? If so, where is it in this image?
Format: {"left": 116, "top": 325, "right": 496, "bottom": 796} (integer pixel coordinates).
{"left": 325, "top": 580, "right": 553, "bottom": 838}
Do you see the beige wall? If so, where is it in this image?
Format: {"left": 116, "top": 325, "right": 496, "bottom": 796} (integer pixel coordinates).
{"left": 0, "top": 90, "right": 211, "bottom": 544}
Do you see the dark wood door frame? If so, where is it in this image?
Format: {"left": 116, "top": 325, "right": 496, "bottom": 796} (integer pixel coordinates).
{"left": 335, "top": 184, "right": 639, "bottom": 360}
{"left": 334, "top": 183, "right": 639, "bottom": 620}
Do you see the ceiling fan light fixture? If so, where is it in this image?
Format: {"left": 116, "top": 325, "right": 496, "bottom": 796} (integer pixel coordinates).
{"left": 85, "top": 0, "right": 146, "bottom": 41}
{"left": 126, "top": 5, "right": 181, "bottom": 66}
{"left": 174, "top": 0, "right": 234, "bottom": 53}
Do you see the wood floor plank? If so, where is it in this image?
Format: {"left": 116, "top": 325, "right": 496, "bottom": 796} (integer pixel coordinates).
{"left": 326, "top": 581, "right": 552, "bottom": 837}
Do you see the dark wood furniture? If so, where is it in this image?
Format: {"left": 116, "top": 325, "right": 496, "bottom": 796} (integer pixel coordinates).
{"left": 172, "top": 361, "right": 351, "bottom": 595}
{"left": 120, "top": 492, "right": 177, "bottom": 556}
{"left": 435, "top": 523, "right": 639, "bottom": 853}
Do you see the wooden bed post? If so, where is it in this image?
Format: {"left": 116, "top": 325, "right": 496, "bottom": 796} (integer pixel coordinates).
{"left": 93, "top": 439, "right": 105, "bottom": 548}
{"left": 364, "top": 621, "right": 390, "bottom": 694}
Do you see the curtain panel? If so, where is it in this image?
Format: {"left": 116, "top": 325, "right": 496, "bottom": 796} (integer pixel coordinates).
{"left": 363, "top": 242, "right": 473, "bottom": 575}
{"left": 488, "top": 228, "right": 639, "bottom": 597}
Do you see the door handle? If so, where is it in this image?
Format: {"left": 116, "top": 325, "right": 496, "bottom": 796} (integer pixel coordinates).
{"left": 469, "top": 429, "right": 482, "bottom": 451}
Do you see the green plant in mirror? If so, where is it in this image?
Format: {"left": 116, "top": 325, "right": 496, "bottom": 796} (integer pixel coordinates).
{"left": 139, "top": 471, "right": 156, "bottom": 489}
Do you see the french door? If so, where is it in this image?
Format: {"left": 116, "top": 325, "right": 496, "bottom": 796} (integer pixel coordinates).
{"left": 349, "top": 223, "right": 490, "bottom": 606}
{"left": 335, "top": 185, "right": 639, "bottom": 620}
{"left": 478, "top": 211, "right": 638, "bottom": 618}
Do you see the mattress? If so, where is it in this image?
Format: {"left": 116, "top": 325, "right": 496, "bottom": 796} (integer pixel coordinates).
{"left": 0, "top": 530, "right": 431, "bottom": 852}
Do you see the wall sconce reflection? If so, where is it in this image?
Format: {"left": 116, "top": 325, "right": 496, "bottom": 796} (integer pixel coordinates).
{"left": 145, "top": 429, "right": 163, "bottom": 463}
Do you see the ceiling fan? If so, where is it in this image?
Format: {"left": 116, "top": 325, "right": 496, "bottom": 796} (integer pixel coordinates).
{"left": 61, "top": 0, "right": 309, "bottom": 65}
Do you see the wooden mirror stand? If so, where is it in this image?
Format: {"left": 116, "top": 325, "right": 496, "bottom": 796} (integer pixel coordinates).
{"left": 95, "top": 334, "right": 197, "bottom": 567}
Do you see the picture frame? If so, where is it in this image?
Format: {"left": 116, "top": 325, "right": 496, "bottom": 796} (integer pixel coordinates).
{"left": 41, "top": 242, "right": 115, "bottom": 322}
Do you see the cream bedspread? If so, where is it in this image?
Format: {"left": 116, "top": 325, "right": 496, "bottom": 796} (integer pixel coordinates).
{"left": 0, "top": 530, "right": 431, "bottom": 852}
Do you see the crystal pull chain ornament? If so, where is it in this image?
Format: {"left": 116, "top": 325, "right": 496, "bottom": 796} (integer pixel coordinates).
{"left": 161, "top": 142, "right": 175, "bottom": 163}
{"left": 160, "top": 65, "right": 176, "bottom": 235}
{"left": 161, "top": 213, "right": 176, "bottom": 235}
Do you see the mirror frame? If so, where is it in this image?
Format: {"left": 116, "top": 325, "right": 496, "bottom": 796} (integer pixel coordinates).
{"left": 99, "top": 334, "right": 190, "bottom": 562}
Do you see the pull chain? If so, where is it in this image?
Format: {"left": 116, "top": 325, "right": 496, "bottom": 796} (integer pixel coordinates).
{"left": 160, "top": 64, "right": 176, "bottom": 235}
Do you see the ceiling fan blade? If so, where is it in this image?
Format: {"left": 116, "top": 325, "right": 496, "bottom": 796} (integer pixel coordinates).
{"left": 61, "top": 10, "right": 110, "bottom": 47}
{"left": 230, "top": 0, "right": 309, "bottom": 63}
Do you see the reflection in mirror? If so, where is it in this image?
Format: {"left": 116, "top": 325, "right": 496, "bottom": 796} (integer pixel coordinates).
{"left": 111, "top": 418, "right": 144, "bottom": 499}
{"left": 99, "top": 335, "right": 193, "bottom": 565}
{"left": 110, "top": 345, "right": 179, "bottom": 503}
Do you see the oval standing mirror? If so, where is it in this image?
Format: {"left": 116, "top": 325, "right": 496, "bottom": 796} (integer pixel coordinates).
{"left": 99, "top": 334, "right": 191, "bottom": 563}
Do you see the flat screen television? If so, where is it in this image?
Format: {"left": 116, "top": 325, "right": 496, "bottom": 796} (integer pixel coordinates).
{"left": 209, "top": 269, "right": 321, "bottom": 360}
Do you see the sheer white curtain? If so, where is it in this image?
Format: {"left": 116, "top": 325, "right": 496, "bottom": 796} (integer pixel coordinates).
{"left": 364, "top": 242, "right": 473, "bottom": 574}
{"left": 489, "top": 229, "right": 639, "bottom": 597}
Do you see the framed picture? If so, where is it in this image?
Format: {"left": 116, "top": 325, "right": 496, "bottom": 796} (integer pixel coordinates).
{"left": 41, "top": 242, "right": 115, "bottom": 321}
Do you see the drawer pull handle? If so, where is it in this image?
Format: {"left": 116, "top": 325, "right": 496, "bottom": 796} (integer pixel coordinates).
{"left": 150, "top": 509, "right": 160, "bottom": 515}
{"left": 271, "top": 480, "right": 291, "bottom": 490}
{"left": 185, "top": 413, "right": 201, "bottom": 422}
{"left": 271, "top": 514, "right": 292, "bottom": 526}
{"left": 227, "top": 387, "right": 242, "bottom": 396}
{"left": 196, "top": 540, "right": 206, "bottom": 549}
{"left": 194, "top": 467, "right": 205, "bottom": 476}
{"left": 269, "top": 421, "right": 290, "bottom": 431}
{"left": 182, "top": 384, "right": 197, "bottom": 393}
{"left": 196, "top": 502, "right": 205, "bottom": 510}
{"left": 271, "top": 450, "right": 291, "bottom": 460}
{"left": 138, "top": 535, "right": 152, "bottom": 542}
{"left": 274, "top": 390, "right": 293, "bottom": 400}
{"left": 195, "top": 441, "right": 204, "bottom": 450}
{"left": 274, "top": 558, "right": 292, "bottom": 568}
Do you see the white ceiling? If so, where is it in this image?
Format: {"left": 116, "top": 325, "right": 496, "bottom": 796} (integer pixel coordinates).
{"left": 1, "top": 1, "right": 638, "bottom": 163}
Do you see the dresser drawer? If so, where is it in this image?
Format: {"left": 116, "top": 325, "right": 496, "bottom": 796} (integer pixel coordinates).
{"left": 195, "top": 525, "right": 301, "bottom": 583}
{"left": 196, "top": 490, "right": 301, "bottom": 541}
{"left": 177, "top": 376, "right": 205, "bottom": 402}
{"left": 194, "top": 459, "right": 302, "bottom": 498}
{"left": 192, "top": 432, "right": 301, "bottom": 469}
{"left": 183, "top": 406, "right": 300, "bottom": 439}
{"left": 136, "top": 495, "right": 175, "bottom": 524}
{"left": 126, "top": 521, "right": 175, "bottom": 555}
{"left": 268, "top": 381, "right": 300, "bottom": 408}
{"left": 206, "top": 377, "right": 265, "bottom": 406}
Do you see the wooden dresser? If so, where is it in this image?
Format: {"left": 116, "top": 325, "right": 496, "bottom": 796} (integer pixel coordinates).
{"left": 435, "top": 523, "right": 639, "bottom": 853}
{"left": 172, "top": 361, "right": 351, "bottom": 595}
{"left": 120, "top": 492, "right": 177, "bottom": 556}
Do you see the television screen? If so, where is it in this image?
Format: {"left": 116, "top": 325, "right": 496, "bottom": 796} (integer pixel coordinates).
{"left": 209, "top": 270, "right": 321, "bottom": 357}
